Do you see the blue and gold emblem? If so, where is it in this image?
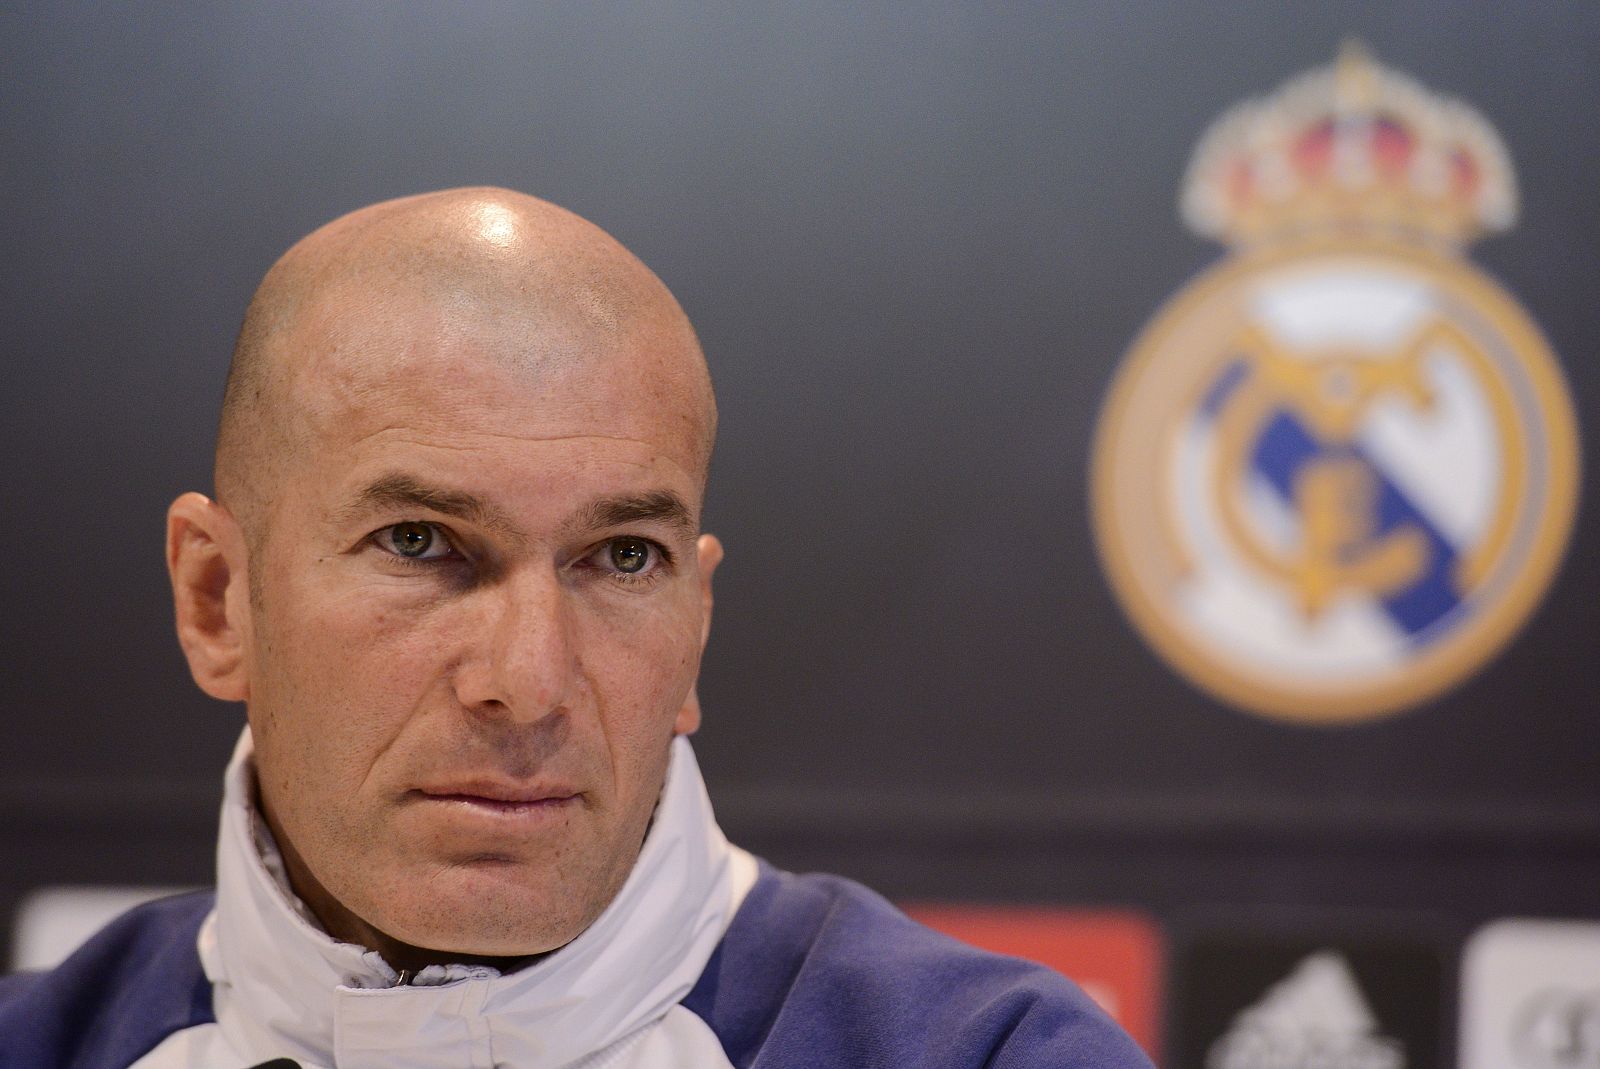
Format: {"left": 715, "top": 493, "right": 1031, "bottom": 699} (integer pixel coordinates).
{"left": 1091, "top": 44, "right": 1580, "bottom": 723}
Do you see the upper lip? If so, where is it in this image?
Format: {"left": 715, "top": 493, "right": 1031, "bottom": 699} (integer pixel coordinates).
{"left": 412, "top": 780, "right": 579, "bottom": 804}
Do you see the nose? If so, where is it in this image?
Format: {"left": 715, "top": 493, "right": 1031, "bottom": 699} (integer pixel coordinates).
{"left": 450, "top": 567, "right": 576, "bottom": 723}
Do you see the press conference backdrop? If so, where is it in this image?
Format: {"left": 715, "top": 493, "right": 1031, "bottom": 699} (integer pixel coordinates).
{"left": 4, "top": 5, "right": 1596, "bottom": 1066}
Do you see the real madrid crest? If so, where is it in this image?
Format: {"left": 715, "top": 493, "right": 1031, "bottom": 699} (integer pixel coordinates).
{"left": 1091, "top": 43, "right": 1580, "bottom": 724}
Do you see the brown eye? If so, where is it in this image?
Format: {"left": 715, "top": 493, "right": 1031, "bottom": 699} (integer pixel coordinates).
{"left": 388, "top": 522, "right": 438, "bottom": 558}
{"left": 608, "top": 537, "right": 652, "bottom": 574}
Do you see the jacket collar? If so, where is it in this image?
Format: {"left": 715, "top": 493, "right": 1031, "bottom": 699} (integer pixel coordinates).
{"left": 200, "top": 728, "right": 746, "bottom": 1069}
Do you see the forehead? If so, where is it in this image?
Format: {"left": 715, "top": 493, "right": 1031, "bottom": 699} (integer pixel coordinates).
{"left": 280, "top": 285, "right": 710, "bottom": 496}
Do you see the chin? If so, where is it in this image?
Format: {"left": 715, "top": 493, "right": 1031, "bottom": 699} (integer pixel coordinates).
{"left": 370, "top": 869, "right": 600, "bottom": 958}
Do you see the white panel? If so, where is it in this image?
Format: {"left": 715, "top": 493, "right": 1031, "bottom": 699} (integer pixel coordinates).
{"left": 11, "top": 885, "right": 193, "bottom": 972}
{"left": 1460, "top": 918, "right": 1600, "bottom": 1069}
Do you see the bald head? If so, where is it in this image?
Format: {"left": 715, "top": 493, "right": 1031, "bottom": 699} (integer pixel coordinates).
{"left": 215, "top": 187, "right": 715, "bottom": 547}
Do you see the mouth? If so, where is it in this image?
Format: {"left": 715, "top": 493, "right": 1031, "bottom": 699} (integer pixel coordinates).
{"left": 409, "top": 782, "right": 581, "bottom": 819}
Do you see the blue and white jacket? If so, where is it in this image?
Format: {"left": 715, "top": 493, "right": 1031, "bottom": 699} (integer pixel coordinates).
{"left": 0, "top": 734, "right": 1153, "bottom": 1069}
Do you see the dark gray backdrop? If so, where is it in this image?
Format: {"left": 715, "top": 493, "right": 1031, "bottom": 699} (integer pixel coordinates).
{"left": 4, "top": 3, "right": 1597, "bottom": 1057}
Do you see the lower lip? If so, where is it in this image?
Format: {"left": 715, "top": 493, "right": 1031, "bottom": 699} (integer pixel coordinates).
{"left": 413, "top": 793, "right": 579, "bottom": 819}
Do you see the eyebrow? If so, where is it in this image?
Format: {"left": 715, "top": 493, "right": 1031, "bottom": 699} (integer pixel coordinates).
{"left": 342, "top": 474, "right": 519, "bottom": 535}
{"left": 341, "top": 474, "right": 697, "bottom": 540}
{"left": 574, "top": 490, "right": 698, "bottom": 539}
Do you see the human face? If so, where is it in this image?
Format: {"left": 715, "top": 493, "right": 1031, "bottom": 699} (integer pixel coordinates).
{"left": 239, "top": 306, "right": 718, "bottom": 962}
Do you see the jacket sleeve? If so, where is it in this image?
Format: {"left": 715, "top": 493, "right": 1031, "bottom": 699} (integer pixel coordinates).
{"left": 683, "top": 866, "right": 1154, "bottom": 1069}
{"left": 0, "top": 891, "right": 215, "bottom": 1069}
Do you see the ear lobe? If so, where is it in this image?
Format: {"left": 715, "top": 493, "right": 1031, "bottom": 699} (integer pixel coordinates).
{"left": 167, "top": 492, "right": 252, "bottom": 702}
{"left": 673, "top": 686, "right": 703, "bottom": 737}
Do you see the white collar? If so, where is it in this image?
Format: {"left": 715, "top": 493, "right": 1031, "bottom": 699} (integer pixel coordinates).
{"left": 199, "top": 728, "right": 754, "bottom": 1069}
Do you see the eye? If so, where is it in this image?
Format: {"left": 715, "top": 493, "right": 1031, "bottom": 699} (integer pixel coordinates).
{"left": 375, "top": 522, "right": 456, "bottom": 560}
{"left": 606, "top": 537, "right": 655, "bottom": 575}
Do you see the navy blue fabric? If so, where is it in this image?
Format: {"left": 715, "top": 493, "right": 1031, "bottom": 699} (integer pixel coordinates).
{"left": 683, "top": 865, "right": 1155, "bottom": 1068}
{"left": 0, "top": 891, "right": 214, "bottom": 1069}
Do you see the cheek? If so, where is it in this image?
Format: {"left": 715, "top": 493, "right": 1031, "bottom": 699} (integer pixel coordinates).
{"left": 579, "top": 589, "right": 703, "bottom": 695}
{"left": 251, "top": 580, "right": 451, "bottom": 791}
{"left": 567, "top": 591, "right": 704, "bottom": 771}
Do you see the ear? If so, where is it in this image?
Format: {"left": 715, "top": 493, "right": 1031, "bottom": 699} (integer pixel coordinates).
{"left": 166, "top": 492, "right": 253, "bottom": 702}
{"left": 673, "top": 533, "right": 724, "bottom": 737}
{"left": 694, "top": 533, "right": 723, "bottom": 649}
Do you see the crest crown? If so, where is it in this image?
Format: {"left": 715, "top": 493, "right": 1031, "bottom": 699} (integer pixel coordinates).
{"left": 1182, "top": 42, "right": 1516, "bottom": 248}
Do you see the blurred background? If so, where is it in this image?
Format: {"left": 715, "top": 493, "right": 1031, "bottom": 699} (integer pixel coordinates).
{"left": 3, "top": 4, "right": 1596, "bottom": 1066}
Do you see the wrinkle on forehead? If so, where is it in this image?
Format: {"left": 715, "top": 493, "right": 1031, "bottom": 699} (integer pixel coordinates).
{"left": 343, "top": 426, "right": 694, "bottom": 456}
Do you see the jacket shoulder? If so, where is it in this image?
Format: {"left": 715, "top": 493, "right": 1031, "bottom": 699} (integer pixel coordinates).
{"left": 0, "top": 890, "right": 216, "bottom": 1069}
{"left": 683, "top": 865, "right": 1154, "bottom": 1069}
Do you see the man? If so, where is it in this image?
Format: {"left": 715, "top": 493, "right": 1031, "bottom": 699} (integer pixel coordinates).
{"left": 0, "top": 188, "right": 1152, "bottom": 1068}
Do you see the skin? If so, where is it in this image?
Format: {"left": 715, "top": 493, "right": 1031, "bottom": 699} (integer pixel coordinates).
{"left": 165, "top": 188, "right": 722, "bottom": 972}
